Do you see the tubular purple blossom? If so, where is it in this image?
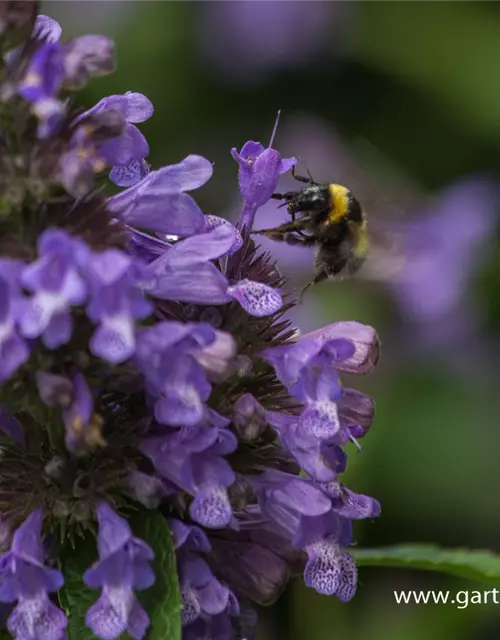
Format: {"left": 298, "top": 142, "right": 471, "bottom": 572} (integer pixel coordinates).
{"left": 0, "top": 510, "right": 67, "bottom": 640}
{"left": 231, "top": 121, "right": 296, "bottom": 232}
{"left": 84, "top": 502, "right": 155, "bottom": 640}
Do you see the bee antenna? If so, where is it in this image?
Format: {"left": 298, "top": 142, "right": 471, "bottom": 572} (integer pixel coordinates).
{"left": 268, "top": 109, "right": 281, "bottom": 149}
{"left": 297, "top": 156, "right": 315, "bottom": 183}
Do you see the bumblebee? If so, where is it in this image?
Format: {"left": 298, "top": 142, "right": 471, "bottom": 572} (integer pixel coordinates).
{"left": 252, "top": 166, "right": 369, "bottom": 295}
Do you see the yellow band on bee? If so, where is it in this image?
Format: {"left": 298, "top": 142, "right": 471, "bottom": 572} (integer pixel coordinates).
{"left": 327, "top": 183, "right": 350, "bottom": 223}
{"left": 352, "top": 219, "right": 369, "bottom": 257}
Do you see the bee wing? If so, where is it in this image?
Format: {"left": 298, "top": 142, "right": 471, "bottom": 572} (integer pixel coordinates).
{"left": 354, "top": 223, "right": 442, "bottom": 283}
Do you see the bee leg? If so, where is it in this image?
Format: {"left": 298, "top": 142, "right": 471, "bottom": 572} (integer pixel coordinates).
{"left": 252, "top": 217, "right": 311, "bottom": 237}
{"left": 299, "top": 269, "right": 328, "bottom": 302}
{"left": 281, "top": 233, "right": 316, "bottom": 245}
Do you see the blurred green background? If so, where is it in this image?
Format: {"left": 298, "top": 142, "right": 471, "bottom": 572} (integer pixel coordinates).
{"left": 43, "top": 2, "right": 500, "bottom": 638}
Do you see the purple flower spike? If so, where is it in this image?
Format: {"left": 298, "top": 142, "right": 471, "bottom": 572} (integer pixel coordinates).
{"left": 227, "top": 279, "right": 282, "bottom": 317}
{"left": 18, "top": 43, "right": 64, "bottom": 104}
{"left": 84, "top": 502, "right": 154, "bottom": 640}
{"left": 19, "top": 229, "right": 89, "bottom": 349}
{"left": 0, "top": 260, "right": 29, "bottom": 385}
{"left": 63, "top": 35, "right": 115, "bottom": 88}
{"left": 0, "top": 509, "right": 67, "bottom": 640}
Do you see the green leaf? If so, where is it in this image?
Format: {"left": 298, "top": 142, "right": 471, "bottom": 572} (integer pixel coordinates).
{"left": 354, "top": 545, "right": 500, "bottom": 584}
{"left": 58, "top": 536, "right": 99, "bottom": 640}
{"left": 131, "top": 511, "right": 181, "bottom": 640}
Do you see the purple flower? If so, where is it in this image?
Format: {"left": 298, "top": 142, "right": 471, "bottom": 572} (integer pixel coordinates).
{"left": 19, "top": 17, "right": 114, "bottom": 101}
{"left": 18, "top": 42, "right": 64, "bottom": 103}
{"left": 318, "top": 481, "right": 381, "bottom": 520}
{"left": 232, "top": 128, "right": 296, "bottom": 231}
{"left": 304, "top": 538, "right": 357, "bottom": 600}
{"left": 0, "top": 260, "right": 29, "bottom": 385}
{"left": 135, "top": 322, "right": 217, "bottom": 426}
{"left": 178, "top": 547, "right": 239, "bottom": 627}
{"left": 84, "top": 502, "right": 154, "bottom": 640}
{"left": 251, "top": 470, "right": 332, "bottom": 546}
{"left": 0, "top": 509, "right": 67, "bottom": 640}
{"left": 227, "top": 279, "right": 283, "bottom": 317}
{"left": 302, "top": 321, "right": 380, "bottom": 375}
{"left": 170, "top": 519, "right": 240, "bottom": 635}
{"left": 19, "top": 229, "right": 89, "bottom": 349}
{"left": 109, "top": 159, "right": 149, "bottom": 188}
{"left": 58, "top": 92, "right": 151, "bottom": 197}
{"left": 85, "top": 249, "right": 152, "bottom": 364}
{"left": 63, "top": 35, "right": 115, "bottom": 88}
{"left": 389, "top": 179, "right": 499, "bottom": 349}
{"left": 268, "top": 411, "right": 347, "bottom": 482}
{"left": 108, "top": 155, "right": 212, "bottom": 235}
{"left": 141, "top": 425, "right": 237, "bottom": 528}
{"left": 77, "top": 92, "right": 152, "bottom": 167}
{"left": 33, "top": 15, "right": 62, "bottom": 43}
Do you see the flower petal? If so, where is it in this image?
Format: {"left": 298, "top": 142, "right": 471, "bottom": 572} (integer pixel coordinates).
{"left": 99, "top": 124, "right": 149, "bottom": 167}
{"left": 148, "top": 155, "right": 213, "bottom": 193}
{"left": 189, "top": 486, "right": 232, "bottom": 529}
{"left": 120, "top": 192, "right": 206, "bottom": 236}
{"left": 205, "top": 216, "right": 243, "bottom": 254}
{"left": 158, "top": 224, "right": 237, "bottom": 268}
{"left": 299, "top": 402, "right": 340, "bottom": 440}
{"left": 109, "top": 159, "right": 149, "bottom": 187}
{"left": 146, "top": 262, "right": 229, "bottom": 304}
{"left": 33, "top": 15, "right": 62, "bottom": 43}
{"left": 227, "top": 279, "right": 282, "bottom": 316}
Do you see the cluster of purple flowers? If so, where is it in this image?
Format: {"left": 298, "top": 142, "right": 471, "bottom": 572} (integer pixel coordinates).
{"left": 0, "top": 8, "right": 381, "bottom": 640}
